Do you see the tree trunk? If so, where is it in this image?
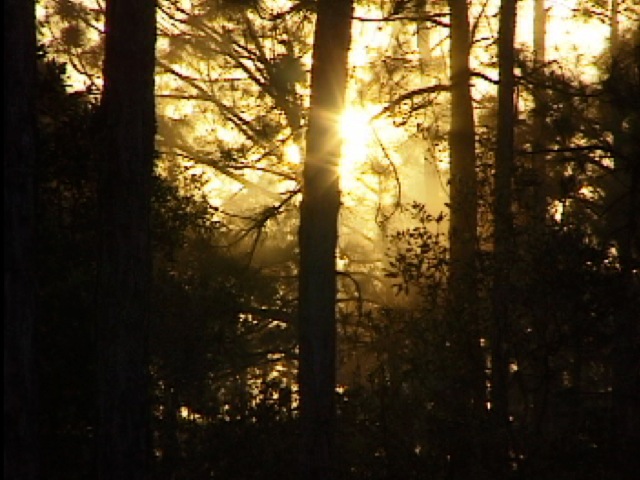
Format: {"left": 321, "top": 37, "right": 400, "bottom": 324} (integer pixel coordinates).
{"left": 448, "top": 0, "right": 478, "bottom": 319}
{"left": 298, "top": 0, "right": 354, "bottom": 478}
{"left": 4, "top": 1, "right": 38, "bottom": 479}
{"left": 96, "top": 1, "right": 156, "bottom": 479}
{"left": 610, "top": 0, "right": 619, "bottom": 53}
{"left": 531, "top": 0, "right": 548, "bottom": 225}
{"left": 529, "top": 0, "right": 552, "bottom": 446}
{"left": 606, "top": 15, "right": 640, "bottom": 479}
{"left": 492, "top": 0, "right": 517, "bottom": 476}
{"left": 446, "top": 0, "right": 484, "bottom": 478}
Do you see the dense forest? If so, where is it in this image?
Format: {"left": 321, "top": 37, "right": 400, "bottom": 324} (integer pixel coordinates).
{"left": 5, "top": 0, "right": 639, "bottom": 479}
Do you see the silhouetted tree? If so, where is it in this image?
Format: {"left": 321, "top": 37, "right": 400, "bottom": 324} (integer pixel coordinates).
{"left": 96, "top": 1, "right": 156, "bottom": 478}
{"left": 447, "top": 0, "right": 478, "bottom": 314}
{"left": 446, "top": 0, "right": 485, "bottom": 477}
{"left": 4, "top": 0, "right": 38, "bottom": 478}
{"left": 298, "top": 0, "right": 354, "bottom": 477}
{"left": 491, "top": 0, "right": 517, "bottom": 476}
{"left": 35, "top": 58, "right": 100, "bottom": 480}
{"left": 530, "top": 0, "right": 548, "bottom": 225}
{"left": 602, "top": 27, "right": 640, "bottom": 480}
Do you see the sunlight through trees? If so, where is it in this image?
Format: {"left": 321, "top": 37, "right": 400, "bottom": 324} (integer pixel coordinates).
{"left": 7, "top": 0, "right": 639, "bottom": 478}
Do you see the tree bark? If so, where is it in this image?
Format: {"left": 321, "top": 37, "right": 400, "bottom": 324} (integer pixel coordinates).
{"left": 606, "top": 18, "right": 640, "bottom": 479}
{"left": 531, "top": 0, "right": 548, "bottom": 226}
{"left": 298, "top": 0, "right": 354, "bottom": 478}
{"left": 448, "top": 0, "right": 478, "bottom": 317}
{"left": 96, "top": 1, "right": 156, "bottom": 479}
{"left": 529, "top": 0, "right": 552, "bottom": 445}
{"left": 492, "top": 0, "right": 517, "bottom": 476}
{"left": 446, "top": 0, "right": 484, "bottom": 478}
{"left": 4, "top": 1, "right": 38, "bottom": 479}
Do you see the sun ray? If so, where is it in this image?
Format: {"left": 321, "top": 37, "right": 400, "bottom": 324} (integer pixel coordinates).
{"left": 339, "top": 106, "right": 374, "bottom": 190}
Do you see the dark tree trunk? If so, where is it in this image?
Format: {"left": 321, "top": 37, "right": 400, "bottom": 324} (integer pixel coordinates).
{"left": 492, "top": 0, "right": 517, "bottom": 476}
{"left": 531, "top": 0, "right": 548, "bottom": 226}
{"left": 610, "top": 168, "right": 640, "bottom": 480}
{"left": 528, "top": 0, "right": 552, "bottom": 442}
{"left": 298, "top": 0, "right": 353, "bottom": 478}
{"left": 96, "top": 1, "right": 156, "bottom": 479}
{"left": 446, "top": 1, "right": 484, "bottom": 478}
{"left": 4, "top": 1, "right": 38, "bottom": 479}
{"left": 606, "top": 19, "right": 640, "bottom": 479}
{"left": 448, "top": 0, "right": 478, "bottom": 317}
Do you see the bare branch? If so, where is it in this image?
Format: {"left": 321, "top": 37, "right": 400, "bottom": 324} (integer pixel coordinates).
{"left": 373, "top": 84, "right": 449, "bottom": 119}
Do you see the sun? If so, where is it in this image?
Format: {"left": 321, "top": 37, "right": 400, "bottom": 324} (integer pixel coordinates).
{"left": 339, "top": 106, "right": 374, "bottom": 189}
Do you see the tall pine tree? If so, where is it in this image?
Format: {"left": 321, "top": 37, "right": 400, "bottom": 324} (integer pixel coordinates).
{"left": 96, "top": 1, "right": 156, "bottom": 478}
{"left": 298, "top": 0, "right": 354, "bottom": 478}
{"left": 4, "top": 0, "right": 38, "bottom": 477}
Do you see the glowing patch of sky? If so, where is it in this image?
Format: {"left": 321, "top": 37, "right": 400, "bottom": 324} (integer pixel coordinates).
{"left": 517, "top": 0, "right": 610, "bottom": 78}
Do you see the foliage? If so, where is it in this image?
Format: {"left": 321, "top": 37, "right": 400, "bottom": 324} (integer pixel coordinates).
{"left": 35, "top": 55, "right": 100, "bottom": 479}
{"left": 32, "top": 2, "right": 640, "bottom": 479}
{"left": 35, "top": 55, "right": 297, "bottom": 479}
{"left": 385, "top": 202, "right": 448, "bottom": 296}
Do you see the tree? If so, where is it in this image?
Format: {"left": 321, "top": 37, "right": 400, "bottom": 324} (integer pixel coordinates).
{"left": 40, "top": 0, "right": 314, "bottom": 270}
{"left": 4, "top": 1, "right": 38, "bottom": 479}
{"left": 530, "top": 0, "right": 548, "bottom": 225}
{"left": 35, "top": 58, "right": 100, "bottom": 480}
{"left": 31, "top": 54, "right": 300, "bottom": 478}
{"left": 34, "top": 0, "right": 638, "bottom": 478}
{"left": 491, "top": 0, "right": 517, "bottom": 476}
{"left": 445, "top": 0, "right": 484, "bottom": 477}
{"left": 448, "top": 0, "right": 478, "bottom": 309}
{"left": 602, "top": 26, "right": 640, "bottom": 480}
{"left": 297, "top": 0, "right": 354, "bottom": 477}
{"left": 96, "top": 1, "right": 156, "bottom": 478}
{"left": 521, "top": 0, "right": 552, "bottom": 446}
